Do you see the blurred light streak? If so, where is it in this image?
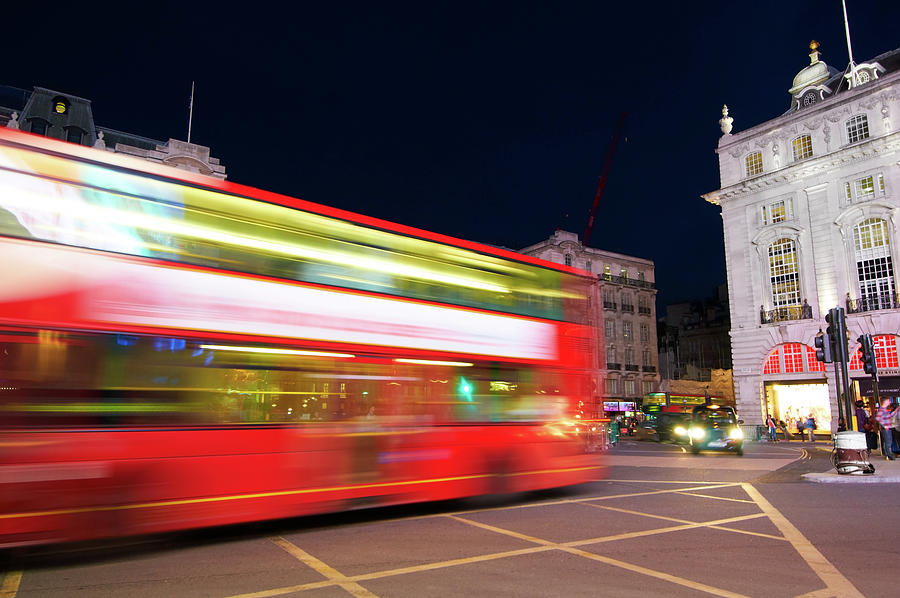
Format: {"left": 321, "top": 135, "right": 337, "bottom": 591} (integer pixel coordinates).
{"left": 198, "top": 344, "right": 355, "bottom": 358}
{"left": 394, "top": 358, "right": 474, "bottom": 367}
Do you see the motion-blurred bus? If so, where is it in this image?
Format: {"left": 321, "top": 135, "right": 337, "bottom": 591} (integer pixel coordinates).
{"left": 0, "top": 127, "right": 600, "bottom": 547}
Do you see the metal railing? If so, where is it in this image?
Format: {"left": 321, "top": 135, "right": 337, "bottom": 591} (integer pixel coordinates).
{"left": 607, "top": 362, "right": 621, "bottom": 370}
{"left": 642, "top": 365, "right": 656, "bottom": 372}
{"left": 638, "top": 306, "right": 652, "bottom": 315}
{"left": 621, "top": 304, "right": 634, "bottom": 313}
{"left": 599, "top": 274, "right": 656, "bottom": 289}
{"left": 846, "top": 292, "right": 900, "bottom": 314}
{"left": 624, "top": 364, "right": 639, "bottom": 371}
{"left": 759, "top": 303, "right": 813, "bottom": 324}
{"left": 603, "top": 301, "right": 617, "bottom": 310}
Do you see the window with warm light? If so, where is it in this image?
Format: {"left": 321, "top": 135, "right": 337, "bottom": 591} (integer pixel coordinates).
{"left": 745, "top": 151, "right": 763, "bottom": 177}
{"left": 854, "top": 218, "right": 894, "bottom": 309}
{"left": 792, "top": 134, "right": 813, "bottom": 161}
{"left": 768, "top": 239, "right": 801, "bottom": 312}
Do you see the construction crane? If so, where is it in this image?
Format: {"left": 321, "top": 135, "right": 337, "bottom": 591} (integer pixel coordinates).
{"left": 582, "top": 112, "right": 626, "bottom": 247}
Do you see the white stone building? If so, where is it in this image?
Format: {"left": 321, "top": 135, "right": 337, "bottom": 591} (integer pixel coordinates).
{"left": 703, "top": 43, "right": 900, "bottom": 435}
{"left": 1, "top": 85, "right": 226, "bottom": 179}
{"left": 520, "top": 230, "right": 659, "bottom": 417}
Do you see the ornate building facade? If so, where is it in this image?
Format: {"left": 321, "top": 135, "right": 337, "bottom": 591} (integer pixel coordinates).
{"left": 1, "top": 85, "right": 226, "bottom": 179}
{"left": 703, "top": 43, "right": 900, "bottom": 434}
{"left": 520, "top": 230, "right": 659, "bottom": 417}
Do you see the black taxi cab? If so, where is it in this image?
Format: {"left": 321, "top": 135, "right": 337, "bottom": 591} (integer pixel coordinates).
{"left": 687, "top": 404, "right": 744, "bottom": 456}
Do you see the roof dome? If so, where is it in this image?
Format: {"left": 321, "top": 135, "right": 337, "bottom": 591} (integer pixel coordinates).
{"left": 789, "top": 41, "right": 830, "bottom": 95}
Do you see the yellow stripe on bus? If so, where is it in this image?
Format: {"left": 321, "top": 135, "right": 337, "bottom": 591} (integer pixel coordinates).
{"left": 0, "top": 465, "right": 599, "bottom": 521}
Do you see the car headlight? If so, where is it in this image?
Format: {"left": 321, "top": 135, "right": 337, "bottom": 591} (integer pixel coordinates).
{"left": 689, "top": 427, "right": 705, "bottom": 440}
{"left": 729, "top": 427, "right": 744, "bottom": 439}
{"left": 674, "top": 426, "right": 687, "bottom": 436}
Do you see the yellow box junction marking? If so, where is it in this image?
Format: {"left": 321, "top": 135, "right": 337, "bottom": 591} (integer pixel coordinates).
{"left": 741, "top": 484, "right": 863, "bottom": 598}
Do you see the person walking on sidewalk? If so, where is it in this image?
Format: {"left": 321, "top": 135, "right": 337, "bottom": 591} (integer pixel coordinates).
{"left": 875, "top": 398, "right": 896, "bottom": 460}
{"left": 766, "top": 415, "right": 777, "bottom": 442}
{"left": 805, "top": 415, "right": 817, "bottom": 443}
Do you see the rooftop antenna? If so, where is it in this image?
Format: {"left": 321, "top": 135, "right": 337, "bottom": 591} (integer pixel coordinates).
{"left": 841, "top": 0, "right": 859, "bottom": 86}
{"left": 187, "top": 81, "right": 195, "bottom": 143}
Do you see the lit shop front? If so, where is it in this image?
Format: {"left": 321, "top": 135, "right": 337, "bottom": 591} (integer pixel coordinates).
{"left": 762, "top": 336, "right": 900, "bottom": 434}
{"left": 762, "top": 343, "right": 830, "bottom": 434}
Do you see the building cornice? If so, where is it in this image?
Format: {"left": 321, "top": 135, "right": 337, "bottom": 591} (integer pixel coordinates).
{"left": 715, "top": 70, "right": 900, "bottom": 155}
{"left": 703, "top": 130, "right": 900, "bottom": 206}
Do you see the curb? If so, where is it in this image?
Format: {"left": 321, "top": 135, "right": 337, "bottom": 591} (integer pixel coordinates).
{"left": 802, "top": 472, "right": 900, "bottom": 483}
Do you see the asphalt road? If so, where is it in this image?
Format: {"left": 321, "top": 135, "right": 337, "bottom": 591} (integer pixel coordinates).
{"left": 2, "top": 439, "right": 895, "bottom": 597}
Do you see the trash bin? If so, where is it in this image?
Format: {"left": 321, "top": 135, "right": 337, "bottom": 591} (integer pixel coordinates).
{"left": 607, "top": 421, "right": 620, "bottom": 447}
{"left": 832, "top": 431, "right": 874, "bottom": 475}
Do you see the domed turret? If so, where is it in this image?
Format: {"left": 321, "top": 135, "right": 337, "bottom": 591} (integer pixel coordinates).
{"left": 789, "top": 41, "right": 830, "bottom": 95}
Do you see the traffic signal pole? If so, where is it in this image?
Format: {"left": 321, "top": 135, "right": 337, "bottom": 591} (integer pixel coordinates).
{"left": 833, "top": 359, "right": 845, "bottom": 430}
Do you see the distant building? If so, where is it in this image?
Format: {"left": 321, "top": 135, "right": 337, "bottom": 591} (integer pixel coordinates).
{"left": 703, "top": 43, "right": 900, "bottom": 434}
{"left": 1, "top": 85, "right": 226, "bottom": 179}
{"left": 520, "top": 230, "right": 659, "bottom": 416}
{"left": 658, "top": 284, "right": 731, "bottom": 381}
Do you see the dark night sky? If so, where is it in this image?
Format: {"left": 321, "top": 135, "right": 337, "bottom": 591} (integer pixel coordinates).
{"left": 5, "top": 1, "right": 899, "bottom": 312}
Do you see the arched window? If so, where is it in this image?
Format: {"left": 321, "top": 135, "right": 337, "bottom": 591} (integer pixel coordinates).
{"left": 846, "top": 114, "right": 869, "bottom": 144}
{"left": 792, "top": 134, "right": 813, "bottom": 161}
{"left": 854, "top": 218, "right": 894, "bottom": 310}
{"left": 768, "top": 239, "right": 801, "bottom": 316}
{"left": 745, "top": 151, "right": 763, "bottom": 177}
{"left": 848, "top": 335, "right": 899, "bottom": 370}
{"left": 763, "top": 343, "right": 826, "bottom": 374}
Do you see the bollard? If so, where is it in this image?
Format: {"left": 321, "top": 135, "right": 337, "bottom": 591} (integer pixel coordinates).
{"left": 832, "top": 431, "right": 875, "bottom": 475}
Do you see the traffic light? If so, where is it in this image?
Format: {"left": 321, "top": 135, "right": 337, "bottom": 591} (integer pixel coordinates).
{"left": 825, "top": 307, "right": 848, "bottom": 362}
{"left": 858, "top": 333, "right": 877, "bottom": 375}
{"left": 814, "top": 330, "right": 833, "bottom": 363}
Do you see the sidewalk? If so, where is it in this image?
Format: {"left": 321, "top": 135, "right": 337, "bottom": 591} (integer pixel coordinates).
{"left": 754, "top": 437, "right": 900, "bottom": 483}
{"left": 802, "top": 445, "right": 900, "bottom": 484}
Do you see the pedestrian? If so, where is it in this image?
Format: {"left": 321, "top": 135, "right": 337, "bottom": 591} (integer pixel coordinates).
{"left": 875, "top": 398, "right": 896, "bottom": 460}
{"left": 805, "top": 414, "right": 816, "bottom": 443}
{"left": 856, "top": 400, "right": 878, "bottom": 452}
{"left": 779, "top": 419, "right": 792, "bottom": 440}
{"left": 796, "top": 417, "right": 805, "bottom": 437}
{"left": 766, "top": 415, "right": 777, "bottom": 442}
{"left": 890, "top": 402, "right": 900, "bottom": 456}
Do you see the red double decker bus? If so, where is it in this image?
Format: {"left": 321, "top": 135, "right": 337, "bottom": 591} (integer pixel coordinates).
{"left": 0, "top": 126, "right": 600, "bottom": 547}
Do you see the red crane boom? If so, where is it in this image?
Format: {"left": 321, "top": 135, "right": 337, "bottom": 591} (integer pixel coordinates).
{"left": 583, "top": 112, "right": 626, "bottom": 247}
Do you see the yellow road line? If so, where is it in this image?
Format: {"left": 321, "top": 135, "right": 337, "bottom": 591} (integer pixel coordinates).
{"left": 742, "top": 484, "right": 863, "bottom": 598}
{"left": 271, "top": 537, "right": 377, "bottom": 598}
{"left": 674, "top": 491, "right": 756, "bottom": 504}
{"left": 0, "top": 570, "right": 22, "bottom": 598}
{"left": 447, "top": 514, "right": 750, "bottom": 598}
{"left": 227, "top": 546, "right": 556, "bottom": 598}
{"left": 558, "top": 546, "right": 751, "bottom": 598}
{"left": 577, "top": 505, "right": 781, "bottom": 543}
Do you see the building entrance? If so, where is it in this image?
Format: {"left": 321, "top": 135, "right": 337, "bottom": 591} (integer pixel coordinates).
{"left": 764, "top": 382, "right": 830, "bottom": 436}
